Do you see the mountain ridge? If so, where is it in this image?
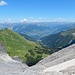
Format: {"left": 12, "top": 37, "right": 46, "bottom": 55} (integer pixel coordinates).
{"left": 0, "top": 28, "right": 44, "bottom": 66}
{"left": 0, "top": 42, "right": 75, "bottom": 75}
{"left": 1, "top": 22, "right": 75, "bottom": 40}
{"left": 41, "top": 28, "right": 75, "bottom": 51}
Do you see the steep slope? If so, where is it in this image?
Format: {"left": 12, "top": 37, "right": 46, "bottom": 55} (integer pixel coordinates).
{"left": 43, "top": 58, "right": 75, "bottom": 72}
{"left": 41, "top": 28, "right": 75, "bottom": 51}
{"left": 27, "top": 44, "right": 75, "bottom": 72}
{"left": 0, "top": 28, "right": 43, "bottom": 66}
{"left": 0, "top": 42, "right": 75, "bottom": 75}
{"left": 0, "top": 42, "right": 28, "bottom": 75}
{"left": 18, "top": 44, "right": 75, "bottom": 75}
{"left": 19, "top": 33, "right": 36, "bottom": 42}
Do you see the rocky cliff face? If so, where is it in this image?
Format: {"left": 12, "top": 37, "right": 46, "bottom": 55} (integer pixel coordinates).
{"left": 0, "top": 42, "right": 28, "bottom": 75}
{"left": 0, "top": 42, "right": 75, "bottom": 75}
{"left": 23, "top": 44, "right": 75, "bottom": 75}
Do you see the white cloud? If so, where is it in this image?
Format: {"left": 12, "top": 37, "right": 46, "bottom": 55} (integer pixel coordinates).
{"left": 0, "top": 0, "right": 7, "bottom": 6}
{"left": 59, "top": 18, "right": 62, "bottom": 20}
{"left": 20, "top": 19, "right": 27, "bottom": 22}
{"left": 39, "top": 17, "right": 42, "bottom": 19}
{"left": 8, "top": 18, "right": 11, "bottom": 21}
{"left": 30, "top": 17, "right": 33, "bottom": 19}
{"left": 58, "top": 18, "right": 65, "bottom": 20}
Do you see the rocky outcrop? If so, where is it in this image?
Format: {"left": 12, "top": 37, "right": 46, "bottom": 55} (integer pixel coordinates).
{"left": 27, "top": 44, "right": 75, "bottom": 72}
{"left": 0, "top": 42, "right": 75, "bottom": 75}
{"left": 23, "top": 44, "right": 75, "bottom": 75}
{"left": 0, "top": 42, "right": 28, "bottom": 75}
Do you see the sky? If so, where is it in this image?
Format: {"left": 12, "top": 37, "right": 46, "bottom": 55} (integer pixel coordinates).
{"left": 0, "top": 0, "right": 75, "bottom": 22}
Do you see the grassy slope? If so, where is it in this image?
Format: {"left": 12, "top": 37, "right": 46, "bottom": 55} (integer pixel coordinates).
{"left": 0, "top": 28, "right": 41, "bottom": 61}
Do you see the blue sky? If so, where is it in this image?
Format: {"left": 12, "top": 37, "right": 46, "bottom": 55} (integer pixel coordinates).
{"left": 0, "top": 0, "right": 75, "bottom": 22}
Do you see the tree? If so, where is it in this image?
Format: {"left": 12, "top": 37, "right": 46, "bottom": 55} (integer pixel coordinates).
{"left": 25, "top": 50, "right": 43, "bottom": 66}
{"left": 28, "top": 49, "right": 35, "bottom": 56}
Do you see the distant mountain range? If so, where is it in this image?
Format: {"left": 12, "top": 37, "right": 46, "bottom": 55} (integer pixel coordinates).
{"left": 41, "top": 28, "right": 75, "bottom": 51}
{"left": 0, "top": 22, "right": 75, "bottom": 40}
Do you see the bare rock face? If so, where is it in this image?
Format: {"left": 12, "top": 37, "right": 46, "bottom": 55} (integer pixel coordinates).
{"left": 60, "top": 66, "right": 75, "bottom": 75}
{"left": 22, "top": 44, "right": 75, "bottom": 75}
{"left": 29, "top": 44, "right": 75, "bottom": 72}
{"left": 0, "top": 42, "right": 28, "bottom": 75}
{"left": 0, "top": 42, "right": 75, "bottom": 75}
{"left": 12, "top": 56, "right": 24, "bottom": 63}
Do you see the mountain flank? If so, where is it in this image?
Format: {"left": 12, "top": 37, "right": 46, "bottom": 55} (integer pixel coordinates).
{"left": 0, "top": 28, "right": 45, "bottom": 66}
{"left": 41, "top": 28, "right": 75, "bottom": 51}
{"left": 0, "top": 42, "right": 28, "bottom": 75}
{"left": 0, "top": 42, "right": 75, "bottom": 75}
{"left": 23, "top": 44, "right": 75, "bottom": 75}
